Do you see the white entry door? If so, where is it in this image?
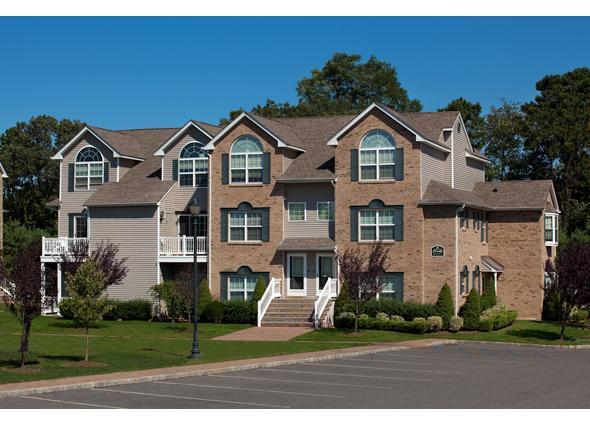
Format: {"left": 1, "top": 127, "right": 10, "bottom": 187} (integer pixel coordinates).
{"left": 316, "top": 254, "right": 335, "bottom": 296}
{"left": 287, "top": 253, "right": 306, "bottom": 296}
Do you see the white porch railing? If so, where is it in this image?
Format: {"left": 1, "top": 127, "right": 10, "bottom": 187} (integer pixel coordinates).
{"left": 42, "top": 237, "right": 89, "bottom": 256}
{"left": 159, "top": 236, "right": 207, "bottom": 256}
{"left": 314, "top": 278, "right": 337, "bottom": 329}
{"left": 257, "top": 277, "right": 282, "bottom": 327}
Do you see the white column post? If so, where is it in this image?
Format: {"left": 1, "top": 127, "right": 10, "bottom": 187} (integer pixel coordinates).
{"left": 40, "top": 262, "right": 47, "bottom": 314}
{"left": 493, "top": 272, "right": 498, "bottom": 293}
{"left": 57, "top": 263, "right": 62, "bottom": 312}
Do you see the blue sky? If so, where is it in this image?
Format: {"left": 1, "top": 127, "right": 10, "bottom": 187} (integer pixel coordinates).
{"left": 0, "top": 17, "right": 588, "bottom": 133}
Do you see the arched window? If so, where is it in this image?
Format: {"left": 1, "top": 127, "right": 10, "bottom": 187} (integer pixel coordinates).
{"left": 179, "top": 142, "right": 208, "bottom": 187}
{"left": 230, "top": 135, "right": 263, "bottom": 184}
{"left": 359, "top": 130, "right": 396, "bottom": 181}
{"left": 75, "top": 147, "right": 104, "bottom": 190}
{"left": 472, "top": 266, "right": 481, "bottom": 293}
{"left": 460, "top": 266, "right": 469, "bottom": 295}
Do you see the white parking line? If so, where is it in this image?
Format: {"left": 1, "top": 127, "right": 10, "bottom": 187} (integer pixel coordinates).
{"left": 263, "top": 368, "right": 431, "bottom": 382}
{"left": 350, "top": 357, "right": 499, "bottom": 369}
{"left": 301, "top": 362, "right": 465, "bottom": 375}
{"left": 92, "top": 388, "right": 289, "bottom": 408}
{"left": 211, "top": 374, "right": 394, "bottom": 390}
{"left": 20, "top": 395, "right": 123, "bottom": 409}
{"left": 377, "top": 352, "right": 523, "bottom": 365}
{"left": 154, "top": 381, "right": 345, "bottom": 399}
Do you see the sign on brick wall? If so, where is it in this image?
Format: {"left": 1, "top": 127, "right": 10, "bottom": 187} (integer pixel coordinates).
{"left": 431, "top": 245, "right": 444, "bottom": 257}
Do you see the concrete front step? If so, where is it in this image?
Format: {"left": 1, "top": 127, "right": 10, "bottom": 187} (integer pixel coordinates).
{"left": 261, "top": 297, "right": 316, "bottom": 327}
{"left": 261, "top": 321, "right": 314, "bottom": 328}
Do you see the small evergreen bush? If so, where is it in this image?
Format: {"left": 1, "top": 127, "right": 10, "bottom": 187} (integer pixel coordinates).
{"left": 58, "top": 298, "right": 74, "bottom": 320}
{"left": 197, "top": 279, "right": 213, "bottom": 318}
{"left": 459, "top": 288, "right": 481, "bottom": 330}
{"left": 202, "top": 301, "right": 224, "bottom": 323}
{"left": 480, "top": 281, "right": 497, "bottom": 312}
{"left": 426, "top": 316, "right": 443, "bottom": 332}
{"left": 334, "top": 282, "right": 350, "bottom": 317}
{"left": 448, "top": 316, "right": 463, "bottom": 332}
{"left": 223, "top": 300, "right": 255, "bottom": 324}
{"left": 435, "top": 283, "right": 454, "bottom": 329}
{"left": 478, "top": 305, "right": 518, "bottom": 331}
{"left": 542, "top": 288, "right": 561, "bottom": 321}
{"left": 251, "top": 276, "right": 266, "bottom": 303}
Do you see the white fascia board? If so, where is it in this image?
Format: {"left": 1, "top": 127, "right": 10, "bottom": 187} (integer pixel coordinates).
{"left": 51, "top": 127, "right": 121, "bottom": 160}
{"left": 154, "top": 120, "right": 213, "bottom": 157}
{"left": 465, "top": 151, "right": 491, "bottom": 164}
{"left": 549, "top": 184, "right": 561, "bottom": 214}
{"left": 454, "top": 114, "right": 476, "bottom": 152}
{"left": 0, "top": 161, "right": 7, "bottom": 178}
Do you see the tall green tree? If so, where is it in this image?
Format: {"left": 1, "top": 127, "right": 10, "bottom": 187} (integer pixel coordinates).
{"left": 0, "top": 115, "right": 85, "bottom": 231}
{"left": 221, "top": 53, "right": 422, "bottom": 124}
{"left": 439, "top": 97, "right": 486, "bottom": 150}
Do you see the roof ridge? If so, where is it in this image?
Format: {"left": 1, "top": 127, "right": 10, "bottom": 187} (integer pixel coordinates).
{"left": 252, "top": 113, "right": 356, "bottom": 121}
{"left": 190, "top": 119, "right": 223, "bottom": 129}
{"left": 90, "top": 125, "right": 180, "bottom": 134}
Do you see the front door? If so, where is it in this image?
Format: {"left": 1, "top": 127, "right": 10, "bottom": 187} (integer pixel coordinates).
{"left": 316, "top": 255, "right": 335, "bottom": 295}
{"left": 287, "top": 254, "right": 306, "bottom": 296}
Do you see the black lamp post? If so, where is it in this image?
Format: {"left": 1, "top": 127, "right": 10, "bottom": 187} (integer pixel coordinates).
{"left": 189, "top": 198, "right": 201, "bottom": 359}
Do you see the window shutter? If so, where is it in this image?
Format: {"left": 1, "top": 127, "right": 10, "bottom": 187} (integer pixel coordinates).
{"left": 393, "top": 273, "right": 404, "bottom": 301}
{"left": 350, "top": 207, "right": 359, "bottom": 241}
{"left": 261, "top": 208, "right": 270, "bottom": 242}
{"left": 220, "top": 209, "right": 228, "bottom": 242}
{"left": 485, "top": 220, "right": 489, "bottom": 242}
{"left": 221, "top": 154, "right": 229, "bottom": 184}
{"left": 103, "top": 162, "right": 109, "bottom": 183}
{"left": 68, "top": 214, "right": 75, "bottom": 238}
{"left": 350, "top": 149, "right": 359, "bottom": 182}
{"left": 395, "top": 148, "right": 404, "bottom": 180}
{"left": 219, "top": 273, "right": 229, "bottom": 301}
{"left": 262, "top": 152, "right": 271, "bottom": 184}
{"left": 172, "top": 160, "right": 178, "bottom": 181}
{"left": 394, "top": 206, "right": 404, "bottom": 241}
{"left": 68, "top": 163, "right": 75, "bottom": 192}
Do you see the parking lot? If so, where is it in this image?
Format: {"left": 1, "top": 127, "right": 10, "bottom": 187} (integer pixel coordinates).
{"left": 1, "top": 342, "right": 588, "bottom": 409}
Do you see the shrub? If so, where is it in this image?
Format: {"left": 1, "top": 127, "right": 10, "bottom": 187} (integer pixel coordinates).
{"left": 197, "top": 279, "right": 212, "bottom": 318}
{"left": 390, "top": 315, "right": 404, "bottom": 322}
{"left": 359, "top": 313, "right": 369, "bottom": 321}
{"left": 340, "top": 315, "right": 429, "bottom": 334}
{"left": 435, "top": 283, "right": 454, "bottom": 329}
{"left": 58, "top": 298, "right": 75, "bottom": 320}
{"left": 251, "top": 276, "right": 266, "bottom": 303}
{"left": 202, "top": 301, "right": 224, "bottom": 323}
{"left": 360, "top": 299, "right": 438, "bottom": 320}
{"left": 375, "top": 312, "right": 389, "bottom": 321}
{"left": 448, "top": 316, "right": 463, "bottom": 332}
{"left": 151, "top": 280, "right": 191, "bottom": 321}
{"left": 480, "top": 281, "right": 497, "bottom": 312}
{"left": 103, "top": 299, "right": 152, "bottom": 321}
{"left": 223, "top": 301, "right": 255, "bottom": 324}
{"left": 426, "top": 316, "right": 443, "bottom": 332}
{"left": 459, "top": 288, "right": 481, "bottom": 330}
{"left": 479, "top": 305, "right": 518, "bottom": 331}
{"left": 570, "top": 308, "right": 589, "bottom": 324}
{"left": 542, "top": 288, "right": 561, "bottom": 321}
{"left": 334, "top": 282, "right": 350, "bottom": 317}
{"left": 335, "top": 312, "right": 355, "bottom": 329}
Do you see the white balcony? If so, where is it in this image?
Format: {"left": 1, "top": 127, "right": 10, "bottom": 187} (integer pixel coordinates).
{"left": 42, "top": 237, "right": 89, "bottom": 258}
{"left": 159, "top": 236, "right": 207, "bottom": 258}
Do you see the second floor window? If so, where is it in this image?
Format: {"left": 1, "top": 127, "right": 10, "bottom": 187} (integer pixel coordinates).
{"left": 231, "top": 135, "right": 263, "bottom": 184}
{"left": 359, "top": 209, "right": 395, "bottom": 241}
{"left": 229, "top": 211, "right": 262, "bottom": 242}
{"left": 179, "top": 142, "right": 208, "bottom": 187}
{"left": 317, "top": 202, "right": 334, "bottom": 221}
{"left": 360, "top": 130, "right": 396, "bottom": 181}
{"left": 288, "top": 202, "right": 306, "bottom": 221}
{"left": 75, "top": 147, "right": 104, "bottom": 190}
{"left": 74, "top": 215, "right": 88, "bottom": 238}
{"left": 545, "top": 213, "right": 559, "bottom": 245}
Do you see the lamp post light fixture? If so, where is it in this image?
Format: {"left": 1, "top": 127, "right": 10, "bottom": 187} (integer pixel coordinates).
{"left": 189, "top": 198, "right": 201, "bottom": 359}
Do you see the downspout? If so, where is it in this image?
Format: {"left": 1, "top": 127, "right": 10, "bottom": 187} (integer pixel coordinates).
{"left": 330, "top": 178, "right": 338, "bottom": 294}
{"left": 454, "top": 203, "right": 465, "bottom": 315}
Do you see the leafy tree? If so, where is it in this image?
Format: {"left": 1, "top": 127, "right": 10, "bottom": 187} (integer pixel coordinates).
{"left": 482, "top": 100, "right": 528, "bottom": 181}
{"left": 65, "top": 260, "right": 112, "bottom": 362}
{"left": 338, "top": 242, "right": 389, "bottom": 333}
{"left": 221, "top": 53, "right": 421, "bottom": 123}
{"left": 151, "top": 280, "right": 191, "bottom": 322}
{"left": 439, "top": 97, "right": 486, "bottom": 150}
{"left": 561, "top": 199, "right": 590, "bottom": 237}
{"left": 197, "top": 278, "right": 212, "bottom": 317}
{"left": 2, "top": 219, "right": 49, "bottom": 269}
{"left": 0, "top": 115, "right": 85, "bottom": 231}
{"left": 459, "top": 288, "right": 481, "bottom": 330}
{"left": 545, "top": 243, "right": 590, "bottom": 339}
{"left": 480, "top": 280, "right": 497, "bottom": 312}
{"left": 0, "top": 241, "right": 43, "bottom": 367}
{"left": 251, "top": 276, "right": 266, "bottom": 303}
{"left": 435, "top": 283, "right": 454, "bottom": 329}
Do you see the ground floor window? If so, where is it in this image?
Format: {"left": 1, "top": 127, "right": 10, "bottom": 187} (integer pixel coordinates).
{"left": 228, "top": 275, "right": 257, "bottom": 301}
{"left": 460, "top": 266, "right": 469, "bottom": 294}
{"left": 472, "top": 266, "right": 481, "bottom": 293}
{"left": 376, "top": 273, "right": 403, "bottom": 301}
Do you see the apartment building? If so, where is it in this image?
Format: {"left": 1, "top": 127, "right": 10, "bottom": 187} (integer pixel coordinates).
{"left": 42, "top": 103, "right": 559, "bottom": 323}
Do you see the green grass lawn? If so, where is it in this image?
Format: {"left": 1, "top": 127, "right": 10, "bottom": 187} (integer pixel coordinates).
{"left": 0, "top": 309, "right": 360, "bottom": 385}
{"left": 295, "top": 320, "right": 590, "bottom": 346}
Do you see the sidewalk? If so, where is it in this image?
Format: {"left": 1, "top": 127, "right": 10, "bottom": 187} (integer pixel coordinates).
{"left": 0, "top": 339, "right": 452, "bottom": 399}
{"left": 212, "top": 326, "right": 312, "bottom": 341}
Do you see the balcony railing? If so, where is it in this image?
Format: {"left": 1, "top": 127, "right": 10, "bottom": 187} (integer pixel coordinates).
{"left": 42, "top": 237, "right": 89, "bottom": 257}
{"left": 159, "top": 236, "right": 207, "bottom": 257}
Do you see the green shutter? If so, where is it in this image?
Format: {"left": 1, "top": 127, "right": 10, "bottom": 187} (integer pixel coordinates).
{"left": 221, "top": 154, "right": 229, "bottom": 184}
{"left": 393, "top": 273, "right": 404, "bottom": 301}
{"left": 172, "top": 160, "right": 178, "bottom": 181}
{"left": 220, "top": 209, "right": 228, "bottom": 242}
{"left": 350, "top": 207, "right": 359, "bottom": 241}
{"left": 485, "top": 220, "right": 489, "bottom": 242}
{"left": 103, "top": 162, "right": 109, "bottom": 183}
{"left": 350, "top": 149, "right": 358, "bottom": 182}
{"left": 395, "top": 148, "right": 404, "bottom": 180}
{"left": 261, "top": 208, "right": 270, "bottom": 242}
{"left": 394, "top": 207, "right": 404, "bottom": 241}
{"left": 68, "top": 214, "right": 75, "bottom": 238}
{"left": 262, "top": 152, "right": 271, "bottom": 184}
{"left": 68, "top": 163, "right": 74, "bottom": 192}
{"left": 220, "top": 273, "right": 229, "bottom": 301}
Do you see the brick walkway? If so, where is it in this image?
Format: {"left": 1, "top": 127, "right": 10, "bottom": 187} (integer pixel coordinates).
{"left": 212, "top": 326, "right": 313, "bottom": 341}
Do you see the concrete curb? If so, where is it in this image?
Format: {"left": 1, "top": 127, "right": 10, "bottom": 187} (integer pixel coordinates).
{"left": 454, "top": 339, "right": 590, "bottom": 350}
{"left": 0, "top": 340, "right": 452, "bottom": 399}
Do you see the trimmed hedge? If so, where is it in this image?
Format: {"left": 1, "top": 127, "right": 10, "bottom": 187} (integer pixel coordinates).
{"left": 478, "top": 308, "right": 518, "bottom": 331}
{"left": 223, "top": 300, "right": 255, "bottom": 324}
{"left": 103, "top": 299, "right": 152, "bottom": 321}
{"left": 352, "top": 299, "right": 438, "bottom": 320}
{"left": 335, "top": 313, "right": 428, "bottom": 334}
{"left": 202, "top": 301, "right": 224, "bottom": 323}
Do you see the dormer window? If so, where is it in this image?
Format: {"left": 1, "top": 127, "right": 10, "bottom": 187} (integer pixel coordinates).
{"left": 359, "top": 130, "right": 396, "bottom": 181}
{"left": 75, "top": 147, "right": 104, "bottom": 190}
{"left": 179, "top": 142, "right": 208, "bottom": 187}
{"left": 230, "top": 135, "right": 263, "bottom": 184}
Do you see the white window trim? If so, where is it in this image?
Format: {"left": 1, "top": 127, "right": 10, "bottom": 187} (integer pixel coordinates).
{"left": 358, "top": 209, "right": 396, "bottom": 242}
{"left": 228, "top": 211, "right": 263, "bottom": 242}
{"left": 359, "top": 131, "right": 396, "bottom": 182}
{"left": 287, "top": 202, "right": 306, "bottom": 222}
{"left": 177, "top": 213, "right": 208, "bottom": 237}
{"left": 73, "top": 215, "right": 88, "bottom": 239}
{"left": 178, "top": 157, "right": 209, "bottom": 188}
{"left": 545, "top": 213, "right": 559, "bottom": 246}
{"left": 230, "top": 136, "right": 264, "bottom": 184}
{"left": 227, "top": 275, "right": 256, "bottom": 301}
{"left": 316, "top": 201, "right": 334, "bottom": 222}
{"left": 74, "top": 146, "right": 105, "bottom": 191}
{"left": 287, "top": 253, "right": 307, "bottom": 296}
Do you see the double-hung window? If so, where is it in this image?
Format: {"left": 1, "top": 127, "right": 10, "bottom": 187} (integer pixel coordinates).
{"left": 229, "top": 211, "right": 262, "bottom": 242}
{"left": 75, "top": 147, "right": 104, "bottom": 190}
{"left": 230, "top": 135, "right": 263, "bottom": 184}
{"left": 359, "top": 130, "right": 396, "bottom": 181}
{"left": 544, "top": 213, "right": 559, "bottom": 246}
{"left": 178, "top": 142, "right": 208, "bottom": 187}
{"left": 228, "top": 275, "right": 257, "bottom": 301}
{"left": 359, "top": 209, "right": 395, "bottom": 241}
{"left": 376, "top": 273, "right": 403, "bottom": 301}
{"left": 73, "top": 215, "right": 88, "bottom": 238}
{"left": 317, "top": 202, "right": 334, "bottom": 221}
{"left": 460, "top": 266, "right": 469, "bottom": 294}
{"left": 288, "top": 203, "right": 306, "bottom": 221}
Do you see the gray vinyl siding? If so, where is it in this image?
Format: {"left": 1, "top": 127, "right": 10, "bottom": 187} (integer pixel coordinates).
{"left": 118, "top": 158, "right": 138, "bottom": 180}
{"left": 453, "top": 118, "right": 485, "bottom": 191}
{"left": 162, "top": 126, "right": 211, "bottom": 181}
{"left": 89, "top": 206, "right": 158, "bottom": 301}
{"left": 283, "top": 150, "right": 298, "bottom": 173}
{"left": 58, "top": 133, "right": 117, "bottom": 237}
{"left": 420, "top": 144, "right": 446, "bottom": 196}
{"left": 284, "top": 183, "right": 334, "bottom": 239}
